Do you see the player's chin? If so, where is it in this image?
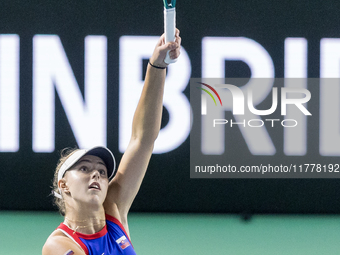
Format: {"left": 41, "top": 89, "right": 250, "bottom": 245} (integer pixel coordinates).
{"left": 87, "top": 191, "right": 106, "bottom": 203}
{"left": 87, "top": 196, "right": 106, "bottom": 206}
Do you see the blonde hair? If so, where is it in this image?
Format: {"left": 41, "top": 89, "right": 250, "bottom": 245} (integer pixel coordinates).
{"left": 52, "top": 147, "right": 79, "bottom": 216}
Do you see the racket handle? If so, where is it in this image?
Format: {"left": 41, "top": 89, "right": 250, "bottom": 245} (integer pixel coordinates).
{"left": 164, "top": 7, "right": 177, "bottom": 64}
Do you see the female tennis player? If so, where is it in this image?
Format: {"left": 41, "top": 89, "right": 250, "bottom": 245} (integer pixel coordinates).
{"left": 42, "top": 30, "right": 181, "bottom": 255}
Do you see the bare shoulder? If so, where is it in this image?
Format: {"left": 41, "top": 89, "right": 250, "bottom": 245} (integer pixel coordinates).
{"left": 42, "top": 230, "right": 84, "bottom": 255}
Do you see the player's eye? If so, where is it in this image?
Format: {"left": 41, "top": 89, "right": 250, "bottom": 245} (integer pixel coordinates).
{"left": 80, "top": 166, "right": 88, "bottom": 172}
{"left": 99, "top": 169, "right": 107, "bottom": 176}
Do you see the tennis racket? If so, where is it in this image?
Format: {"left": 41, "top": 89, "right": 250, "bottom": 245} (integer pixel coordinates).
{"left": 163, "top": 0, "right": 177, "bottom": 64}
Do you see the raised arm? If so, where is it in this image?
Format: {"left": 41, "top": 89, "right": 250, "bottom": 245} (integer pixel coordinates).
{"left": 104, "top": 31, "right": 181, "bottom": 229}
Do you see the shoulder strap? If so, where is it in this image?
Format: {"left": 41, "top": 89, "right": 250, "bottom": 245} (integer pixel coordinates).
{"left": 105, "top": 214, "right": 133, "bottom": 247}
{"left": 57, "top": 223, "right": 89, "bottom": 255}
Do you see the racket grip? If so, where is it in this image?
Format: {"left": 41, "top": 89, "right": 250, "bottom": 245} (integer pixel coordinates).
{"left": 164, "top": 7, "right": 177, "bottom": 64}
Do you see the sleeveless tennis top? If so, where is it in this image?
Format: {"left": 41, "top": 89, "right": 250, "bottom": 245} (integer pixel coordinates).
{"left": 57, "top": 214, "right": 137, "bottom": 255}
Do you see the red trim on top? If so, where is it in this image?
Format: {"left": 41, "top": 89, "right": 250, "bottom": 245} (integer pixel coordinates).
{"left": 76, "top": 225, "right": 107, "bottom": 240}
{"left": 57, "top": 223, "right": 89, "bottom": 255}
{"left": 105, "top": 214, "right": 133, "bottom": 247}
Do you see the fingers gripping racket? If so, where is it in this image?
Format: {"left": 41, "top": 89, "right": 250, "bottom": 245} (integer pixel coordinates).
{"left": 163, "top": 0, "right": 177, "bottom": 64}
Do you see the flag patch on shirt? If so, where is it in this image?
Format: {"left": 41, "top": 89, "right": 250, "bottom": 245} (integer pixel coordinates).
{"left": 116, "top": 235, "right": 130, "bottom": 249}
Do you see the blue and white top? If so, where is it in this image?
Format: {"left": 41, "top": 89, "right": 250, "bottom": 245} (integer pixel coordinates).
{"left": 57, "top": 214, "right": 137, "bottom": 255}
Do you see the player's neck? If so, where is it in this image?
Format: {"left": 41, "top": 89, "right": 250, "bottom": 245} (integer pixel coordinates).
{"left": 64, "top": 207, "right": 106, "bottom": 234}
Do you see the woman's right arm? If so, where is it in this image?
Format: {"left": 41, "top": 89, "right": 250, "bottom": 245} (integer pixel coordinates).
{"left": 42, "top": 233, "right": 85, "bottom": 255}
